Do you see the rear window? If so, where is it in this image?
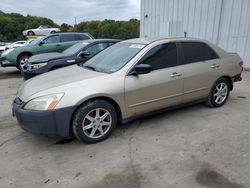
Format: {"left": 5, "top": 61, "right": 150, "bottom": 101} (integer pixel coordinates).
{"left": 181, "top": 42, "right": 219, "bottom": 64}
{"left": 61, "top": 34, "right": 76, "bottom": 42}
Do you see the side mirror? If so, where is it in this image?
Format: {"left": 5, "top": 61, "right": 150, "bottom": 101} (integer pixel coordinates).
{"left": 79, "top": 51, "right": 91, "bottom": 58}
{"left": 39, "top": 41, "right": 45, "bottom": 46}
{"left": 129, "top": 64, "right": 152, "bottom": 76}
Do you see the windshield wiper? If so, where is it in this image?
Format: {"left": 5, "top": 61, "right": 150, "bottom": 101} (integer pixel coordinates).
{"left": 83, "top": 65, "right": 96, "bottom": 71}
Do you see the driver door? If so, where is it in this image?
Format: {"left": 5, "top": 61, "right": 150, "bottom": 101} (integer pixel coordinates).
{"left": 39, "top": 35, "right": 62, "bottom": 53}
{"left": 125, "top": 42, "right": 183, "bottom": 117}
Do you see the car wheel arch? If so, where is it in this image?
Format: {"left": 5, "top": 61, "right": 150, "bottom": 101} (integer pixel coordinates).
{"left": 220, "top": 75, "right": 233, "bottom": 91}
{"left": 27, "top": 31, "right": 35, "bottom": 35}
{"left": 17, "top": 52, "right": 33, "bottom": 61}
{"left": 69, "top": 96, "right": 123, "bottom": 136}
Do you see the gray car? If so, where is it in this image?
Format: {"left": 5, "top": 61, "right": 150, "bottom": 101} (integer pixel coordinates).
{"left": 12, "top": 37, "right": 243, "bottom": 143}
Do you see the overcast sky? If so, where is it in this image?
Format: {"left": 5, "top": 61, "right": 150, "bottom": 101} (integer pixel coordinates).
{"left": 0, "top": 0, "right": 140, "bottom": 25}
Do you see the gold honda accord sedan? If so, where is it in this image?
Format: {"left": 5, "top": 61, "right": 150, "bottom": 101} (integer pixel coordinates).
{"left": 13, "top": 37, "right": 243, "bottom": 143}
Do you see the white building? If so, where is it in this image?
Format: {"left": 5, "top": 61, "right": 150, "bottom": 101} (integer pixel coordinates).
{"left": 140, "top": 0, "right": 250, "bottom": 67}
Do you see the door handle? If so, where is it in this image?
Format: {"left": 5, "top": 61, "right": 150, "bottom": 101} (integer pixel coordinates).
{"left": 211, "top": 64, "right": 220, "bottom": 69}
{"left": 170, "top": 72, "right": 182, "bottom": 78}
{"left": 56, "top": 44, "right": 61, "bottom": 46}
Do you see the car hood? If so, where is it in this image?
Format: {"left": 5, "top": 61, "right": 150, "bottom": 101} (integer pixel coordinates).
{"left": 18, "top": 65, "right": 106, "bottom": 101}
{"left": 28, "top": 52, "right": 72, "bottom": 63}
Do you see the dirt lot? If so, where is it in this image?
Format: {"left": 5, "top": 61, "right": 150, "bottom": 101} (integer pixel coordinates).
{"left": 0, "top": 67, "right": 250, "bottom": 188}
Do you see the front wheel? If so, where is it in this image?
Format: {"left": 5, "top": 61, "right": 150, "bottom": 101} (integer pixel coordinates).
{"left": 17, "top": 54, "right": 31, "bottom": 70}
{"left": 206, "top": 78, "right": 230, "bottom": 107}
{"left": 72, "top": 99, "right": 117, "bottom": 144}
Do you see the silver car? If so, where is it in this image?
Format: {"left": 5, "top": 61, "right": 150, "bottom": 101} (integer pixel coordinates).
{"left": 12, "top": 38, "right": 243, "bottom": 143}
{"left": 22, "top": 25, "right": 60, "bottom": 36}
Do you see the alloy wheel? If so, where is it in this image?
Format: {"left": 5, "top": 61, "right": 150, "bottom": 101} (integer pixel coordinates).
{"left": 19, "top": 58, "right": 29, "bottom": 70}
{"left": 82, "top": 108, "right": 112, "bottom": 139}
{"left": 213, "top": 82, "right": 228, "bottom": 105}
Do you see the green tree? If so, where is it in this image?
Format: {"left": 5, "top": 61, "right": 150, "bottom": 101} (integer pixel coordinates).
{"left": 77, "top": 19, "right": 140, "bottom": 39}
{"left": 0, "top": 10, "right": 140, "bottom": 42}
{"left": 0, "top": 11, "right": 59, "bottom": 42}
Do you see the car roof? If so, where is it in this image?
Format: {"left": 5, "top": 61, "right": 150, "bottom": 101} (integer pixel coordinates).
{"left": 123, "top": 37, "right": 207, "bottom": 45}
{"left": 80, "top": 39, "right": 121, "bottom": 43}
{"left": 54, "top": 32, "right": 91, "bottom": 35}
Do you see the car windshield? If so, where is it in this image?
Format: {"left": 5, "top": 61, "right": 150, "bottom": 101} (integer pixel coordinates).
{"left": 63, "top": 41, "right": 89, "bottom": 55}
{"left": 81, "top": 42, "right": 145, "bottom": 73}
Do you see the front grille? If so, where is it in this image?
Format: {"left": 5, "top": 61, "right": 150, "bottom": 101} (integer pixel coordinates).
{"left": 14, "top": 97, "right": 23, "bottom": 105}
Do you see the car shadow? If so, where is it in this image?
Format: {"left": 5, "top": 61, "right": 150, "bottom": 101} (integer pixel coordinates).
{"left": 51, "top": 103, "right": 205, "bottom": 146}
{"left": 0, "top": 68, "right": 22, "bottom": 79}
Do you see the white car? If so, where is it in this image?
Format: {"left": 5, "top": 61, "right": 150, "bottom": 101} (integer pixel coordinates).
{"left": 22, "top": 25, "right": 60, "bottom": 36}
{"left": 5, "top": 41, "right": 28, "bottom": 50}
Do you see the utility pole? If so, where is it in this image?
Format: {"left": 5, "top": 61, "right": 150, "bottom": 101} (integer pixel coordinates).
{"left": 74, "top": 17, "right": 77, "bottom": 31}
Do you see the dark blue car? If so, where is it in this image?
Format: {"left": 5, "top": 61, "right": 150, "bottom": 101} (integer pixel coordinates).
{"left": 22, "top": 39, "right": 120, "bottom": 79}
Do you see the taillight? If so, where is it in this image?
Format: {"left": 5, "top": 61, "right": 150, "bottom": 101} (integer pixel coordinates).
{"left": 239, "top": 61, "right": 244, "bottom": 68}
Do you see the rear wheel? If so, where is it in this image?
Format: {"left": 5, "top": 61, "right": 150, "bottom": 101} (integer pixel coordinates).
{"left": 206, "top": 78, "right": 230, "bottom": 107}
{"left": 72, "top": 99, "right": 117, "bottom": 144}
{"left": 27, "top": 31, "right": 35, "bottom": 36}
{"left": 50, "top": 30, "right": 56, "bottom": 34}
{"left": 17, "top": 54, "right": 31, "bottom": 70}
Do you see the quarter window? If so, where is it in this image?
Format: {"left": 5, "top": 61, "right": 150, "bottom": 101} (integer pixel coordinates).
{"left": 181, "top": 42, "right": 219, "bottom": 64}
{"left": 76, "top": 34, "right": 90, "bottom": 40}
{"left": 139, "top": 43, "right": 178, "bottom": 70}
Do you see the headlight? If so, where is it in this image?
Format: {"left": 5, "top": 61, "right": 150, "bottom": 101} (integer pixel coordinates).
{"left": 2, "top": 48, "right": 14, "bottom": 56}
{"left": 32, "top": 62, "right": 47, "bottom": 69}
{"left": 24, "top": 93, "right": 64, "bottom": 111}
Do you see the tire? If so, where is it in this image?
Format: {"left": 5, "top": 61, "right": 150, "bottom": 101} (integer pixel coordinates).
{"left": 17, "top": 54, "right": 31, "bottom": 70}
{"left": 27, "top": 31, "right": 35, "bottom": 36}
{"left": 50, "top": 30, "right": 56, "bottom": 34}
{"left": 206, "top": 78, "right": 230, "bottom": 108}
{"left": 72, "top": 99, "right": 117, "bottom": 144}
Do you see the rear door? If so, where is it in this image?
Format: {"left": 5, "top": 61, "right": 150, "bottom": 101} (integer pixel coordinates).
{"left": 60, "top": 34, "right": 79, "bottom": 51}
{"left": 125, "top": 42, "right": 183, "bottom": 117}
{"left": 179, "top": 42, "right": 220, "bottom": 103}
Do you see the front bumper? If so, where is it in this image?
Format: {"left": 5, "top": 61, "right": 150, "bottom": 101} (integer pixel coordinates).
{"left": 22, "top": 62, "right": 48, "bottom": 79}
{"left": 22, "top": 70, "right": 39, "bottom": 80}
{"left": 12, "top": 98, "right": 76, "bottom": 138}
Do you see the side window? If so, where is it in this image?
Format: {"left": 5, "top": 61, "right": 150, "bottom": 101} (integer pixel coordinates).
{"left": 77, "top": 34, "right": 90, "bottom": 40}
{"left": 181, "top": 42, "right": 219, "bottom": 64}
{"left": 139, "top": 43, "right": 178, "bottom": 70}
{"left": 40, "top": 25, "right": 48, "bottom": 29}
{"left": 85, "top": 43, "right": 109, "bottom": 55}
{"left": 43, "top": 35, "right": 60, "bottom": 44}
{"left": 61, "top": 34, "right": 76, "bottom": 42}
